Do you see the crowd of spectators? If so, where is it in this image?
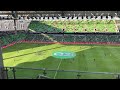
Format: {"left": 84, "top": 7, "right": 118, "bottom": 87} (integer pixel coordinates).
{"left": 1, "top": 31, "right": 120, "bottom": 48}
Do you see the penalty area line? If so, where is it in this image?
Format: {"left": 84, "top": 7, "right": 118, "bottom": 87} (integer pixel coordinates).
{"left": 53, "top": 59, "right": 63, "bottom": 79}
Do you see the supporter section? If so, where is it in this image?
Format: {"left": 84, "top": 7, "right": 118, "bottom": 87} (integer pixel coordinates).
{"left": 1, "top": 31, "right": 120, "bottom": 48}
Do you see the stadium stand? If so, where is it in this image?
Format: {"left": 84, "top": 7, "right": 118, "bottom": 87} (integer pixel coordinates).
{"left": 28, "top": 20, "right": 117, "bottom": 33}
{"left": 2, "top": 32, "right": 120, "bottom": 47}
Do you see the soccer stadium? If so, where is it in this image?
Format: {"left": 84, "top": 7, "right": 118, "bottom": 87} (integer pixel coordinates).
{"left": 1, "top": 11, "right": 120, "bottom": 79}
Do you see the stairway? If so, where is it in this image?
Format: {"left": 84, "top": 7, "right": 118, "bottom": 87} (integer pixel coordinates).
{"left": 41, "top": 33, "right": 58, "bottom": 43}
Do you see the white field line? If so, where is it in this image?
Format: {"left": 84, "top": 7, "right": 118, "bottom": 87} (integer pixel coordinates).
{"left": 41, "top": 33, "right": 58, "bottom": 43}
{"left": 53, "top": 59, "right": 63, "bottom": 79}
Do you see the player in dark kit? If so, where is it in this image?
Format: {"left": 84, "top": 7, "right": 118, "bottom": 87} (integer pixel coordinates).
{"left": 63, "top": 29, "right": 65, "bottom": 33}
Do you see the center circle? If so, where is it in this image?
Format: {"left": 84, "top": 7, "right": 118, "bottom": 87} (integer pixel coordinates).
{"left": 52, "top": 51, "right": 76, "bottom": 59}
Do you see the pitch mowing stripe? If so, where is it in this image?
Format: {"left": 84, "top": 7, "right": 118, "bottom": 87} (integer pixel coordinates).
{"left": 84, "top": 46, "right": 114, "bottom": 79}
{"left": 104, "top": 47, "right": 119, "bottom": 73}
{"left": 105, "top": 46, "right": 120, "bottom": 73}
{"left": 78, "top": 50, "right": 88, "bottom": 71}
{"left": 3, "top": 44, "right": 41, "bottom": 66}
{"left": 83, "top": 46, "right": 96, "bottom": 71}
{"left": 81, "top": 50, "right": 89, "bottom": 71}
{"left": 80, "top": 46, "right": 115, "bottom": 78}
{"left": 53, "top": 59, "right": 62, "bottom": 79}
{"left": 94, "top": 46, "right": 112, "bottom": 73}
{"left": 90, "top": 46, "right": 105, "bottom": 78}
{"left": 106, "top": 46, "right": 120, "bottom": 60}
{"left": 55, "top": 47, "right": 89, "bottom": 79}
{"left": 81, "top": 46, "right": 97, "bottom": 78}
{"left": 95, "top": 46, "right": 120, "bottom": 76}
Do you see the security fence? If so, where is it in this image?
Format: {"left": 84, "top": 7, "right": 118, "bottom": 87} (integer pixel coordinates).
{"left": 1, "top": 67, "right": 120, "bottom": 79}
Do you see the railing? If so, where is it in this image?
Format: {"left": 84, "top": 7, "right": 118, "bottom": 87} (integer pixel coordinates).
{"left": 1, "top": 67, "right": 120, "bottom": 79}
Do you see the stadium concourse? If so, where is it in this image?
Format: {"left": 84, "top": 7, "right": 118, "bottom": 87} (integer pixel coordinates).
{"left": 1, "top": 11, "right": 120, "bottom": 79}
{"left": 0, "top": 20, "right": 30, "bottom": 31}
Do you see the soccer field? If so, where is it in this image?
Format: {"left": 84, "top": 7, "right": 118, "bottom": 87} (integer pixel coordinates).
{"left": 2, "top": 43, "right": 120, "bottom": 79}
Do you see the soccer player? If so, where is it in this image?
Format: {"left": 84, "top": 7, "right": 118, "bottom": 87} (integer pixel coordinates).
{"left": 85, "top": 28, "right": 87, "bottom": 32}
{"left": 63, "top": 29, "right": 65, "bottom": 33}
{"left": 106, "top": 28, "right": 108, "bottom": 32}
{"left": 95, "top": 28, "right": 97, "bottom": 32}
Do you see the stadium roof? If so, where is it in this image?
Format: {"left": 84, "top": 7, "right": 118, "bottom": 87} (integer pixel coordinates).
{"left": 0, "top": 11, "right": 120, "bottom": 18}
{"left": 0, "top": 11, "right": 119, "bottom": 14}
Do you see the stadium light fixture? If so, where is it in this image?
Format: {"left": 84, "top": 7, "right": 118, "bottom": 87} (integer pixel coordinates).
{"left": 33, "top": 17, "right": 37, "bottom": 20}
{"left": 69, "top": 16, "right": 72, "bottom": 20}
{"left": 45, "top": 16, "right": 48, "bottom": 20}
{"left": 74, "top": 14, "right": 76, "bottom": 17}
{"left": 100, "top": 13, "right": 104, "bottom": 16}
{"left": 56, "top": 16, "right": 59, "bottom": 19}
{"left": 6, "top": 16, "right": 9, "bottom": 20}
{"left": 72, "top": 16, "right": 74, "bottom": 19}
{"left": 52, "top": 16, "right": 54, "bottom": 19}
{"left": 95, "top": 15, "right": 97, "bottom": 19}
{"left": 41, "top": 17, "right": 43, "bottom": 20}
{"left": 47, "top": 16, "right": 49, "bottom": 19}
{"left": 43, "top": 16, "right": 45, "bottom": 19}
{"left": 106, "top": 15, "right": 108, "bottom": 19}
{"left": 111, "top": 16, "right": 113, "bottom": 19}
{"left": 96, "top": 16, "right": 100, "bottom": 20}
{"left": 77, "top": 13, "right": 81, "bottom": 19}
{"left": 54, "top": 17, "right": 57, "bottom": 20}
{"left": 67, "top": 16, "right": 69, "bottom": 19}
{"left": 26, "top": 16, "right": 30, "bottom": 20}
{"left": 81, "top": 16, "right": 83, "bottom": 19}
{"left": 91, "top": 13, "right": 95, "bottom": 19}
{"left": 45, "top": 14, "right": 48, "bottom": 17}
{"left": 21, "top": 16, "right": 24, "bottom": 20}
{"left": 34, "top": 16, "right": 38, "bottom": 20}
{"left": 38, "top": 16, "right": 41, "bottom": 20}
{"left": 101, "top": 16, "right": 103, "bottom": 19}
{"left": 115, "top": 13, "right": 118, "bottom": 16}
{"left": 58, "top": 14, "right": 61, "bottom": 17}
{"left": 67, "top": 14, "right": 71, "bottom": 19}
{"left": 29, "top": 17, "right": 32, "bottom": 20}
{"left": 100, "top": 13, "right": 104, "bottom": 19}
{"left": 78, "top": 13, "right": 80, "bottom": 17}
{"left": 77, "top": 16, "right": 78, "bottom": 19}
{"left": 91, "top": 13, "right": 94, "bottom": 16}
{"left": 49, "top": 17, "right": 52, "bottom": 20}
{"left": 73, "top": 16, "right": 77, "bottom": 20}
{"left": 103, "top": 16, "right": 106, "bottom": 20}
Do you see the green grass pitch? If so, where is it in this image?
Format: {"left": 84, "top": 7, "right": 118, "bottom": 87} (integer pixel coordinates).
{"left": 2, "top": 43, "right": 120, "bottom": 79}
